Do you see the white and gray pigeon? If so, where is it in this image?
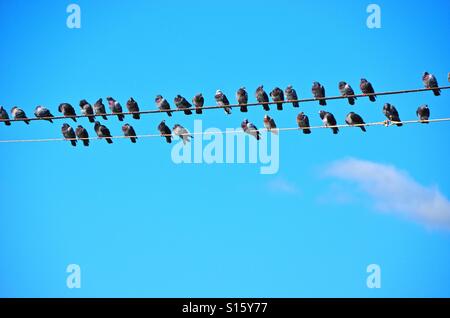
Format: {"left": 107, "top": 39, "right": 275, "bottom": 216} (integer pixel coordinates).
{"left": 122, "top": 123, "right": 137, "bottom": 143}
{"left": 422, "top": 72, "right": 440, "bottom": 96}
{"left": 75, "top": 125, "right": 89, "bottom": 147}
{"left": 416, "top": 105, "right": 430, "bottom": 123}
{"left": 11, "top": 106, "right": 30, "bottom": 124}
{"left": 126, "top": 97, "right": 140, "bottom": 120}
{"left": 319, "top": 110, "right": 339, "bottom": 134}
{"left": 155, "top": 95, "right": 172, "bottom": 117}
{"left": 297, "top": 112, "right": 311, "bottom": 134}
{"left": 58, "top": 103, "right": 77, "bottom": 122}
{"left": 172, "top": 124, "right": 192, "bottom": 145}
{"left": 106, "top": 97, "right": 124, "bottom": 121}
{"left": 345, "top": 112, "right": 366, "bottom": 132}
{"left": 0, "top": 106, "right": 10, "bottom": 126}
{"left": 339, "top": 81, "right": 357, "bottom": 105}
{"left": 270, "top": 87, "right": 284, "bottom": 110}
{"left": 383, "top": 103, "right": 402, "bottom": 127}
{"left": 79, "top": 99, "right": 95, "bottom": 123}
{"left": 93, "top": 98, "right": 108, "bottom": 120}
{"left": 34, "top": 105, "right": 54, "bottom": 123}
{"left": 285, "top": 85, "right": 299, "bottom": 108}
{"left": 192, "top": 93, "right": 204, "bottom": 114}
{"left": 312, "top": 82, "right": 326, "bottom": 106}
{"left": 236, "top": 87, "right": 248, "bottom": 112}
{"left": 174, "top": 95, "right": 193, "bottom": 115}
{"left": 215, "top": 90, "right": 232, "bottom": 114}
{"left": 157, "top": 120, "right": 172, "bottom": 144}
{"left": 94, "top": 121, "right": 113, "bottom": 144}
{"left": 61, "top": 123, "right": 77, "bottom": 146}
{"left": 241, "top": 119, "right": 261, "bottom": 140}
{"left": 263, "top": 115, "right": 278, "bottom": 134}
{"left": 360, "top": 78, "right": 376, "bottom": 102}
{"left": 255, "top": 85, "right": 270, "bottom": 111}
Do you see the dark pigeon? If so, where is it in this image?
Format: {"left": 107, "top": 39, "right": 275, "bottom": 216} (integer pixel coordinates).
{"left": 416, "top": 105, "right": 430, "bottom": 123}
{"left": 215, "top": 90, "right": 232, "bottom": 114}
{"left": 297, "top": 112, "right": 311, "bottom": 134}
{"left": 339, "top": 81, "right": 357, "bottom": 105}
{"left": 0, "top": 106, "right": 10, "bottom": 126}
{"left": 383, "top": 103, "right": 402, "bottom": 126}
{"left": 422, "top": 72, "right": 440, "bottom": 96}
{"left": 94, "top": 121, "right": 113, "bottom": 143}
{"left": 241, "top": 119, "right": 260, "bottom": 140}
{"left": 106, "top": 97, "right": 124, "bottom": 121}
{"left": 126, "top": 97, "right": 140, "bottom": 120}
{"left": 360, "top": 78, "right": 376, "bottom": 102}
{"left": 312, "top": 82, "right": 326, "bottom": 106}
{"left": 158, "top": 120, "right": 172, "bottom": 143}
{"left": 79, "top": 99, "right": 95, "bottom": 123}
{"left": 192, "top": 93, "right": 204, "bottom": 114}
{"left": 236, "top": 87, "right": 248, "bottom": 112}
{"left": 319, "top": 110, "right": 339, "bottom": 134}
{"left": 75, "top": 125, "right": 89, "bottom": 146}
{"left": 34, "top": 106, "right": 54, "bottom": 123}
{"left": 122, "top": 123, "right": 137, "bottom": 143}
{"left": 58, "top": 103, "right": 77, "bottom": 122}
{"left": 61, "top": 123, "right": 77, "bottom": 146}
{"left": 270, "top": 87, "right": 284, "bottom": 110}
{"left": 263, "top": 115, "right": 278, "bottom": 134}
{"left": 94, "top": 98, "right": 108, "bottom": 120}
{"left": 255, "top": 85, "right": 270, "bottom": 111}
{"left": 174, "top": 95, "right": 193, "bottom": 115}
{"left": 155, "top": 95, "right": 172, "bottom": 117}
{"left": 345, "top": 112, "right": 366, "bottom": 132}
{"left": 11, "top": 106, "right": 30, "bottom": 124}
{"left": 285, "top": 85, "right": 299, "bottom": 108}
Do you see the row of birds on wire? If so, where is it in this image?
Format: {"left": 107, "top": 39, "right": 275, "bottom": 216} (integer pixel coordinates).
{"left": 57, "top": 103, "right": 432, "bottom": 147}
{"left": 0, "top": 72, "right": 443, "bottom": 126}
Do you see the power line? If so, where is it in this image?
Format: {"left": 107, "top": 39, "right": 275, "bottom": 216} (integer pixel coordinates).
{"left": 0, "top": 117, "right": 449, "bottom": 144}
{"left": 1, "top": 86, "right": 449, "bottom": 123}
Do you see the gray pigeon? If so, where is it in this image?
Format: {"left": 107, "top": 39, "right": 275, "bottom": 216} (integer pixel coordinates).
{"left": 416, "top": 105, "right": 430, "bottom": 123}
{"left": 58, "top": 103, "right": 77, "bottom": 122}
{"left": 75, "top": 125, "right": 89, "bottom": 146}
{"left": 360, "top": 78, "right": 376, "bottom": 102}
{"left": 158, "top": 120, "right": 172, "bottom": 143}
{"left": 122, "top": 123, "right": 137, "bottom": 143}
{"left": 312, "top": 82, "right": 326, "bottom": 106}
{"left": 422, "top": 72, "right": 440, "bottom": 96}
{"left": 11, "top": 106, "right": 30, "bottom": 124}
{"left": 241, "top": 119, "right": 260, "bottom": 140}
{"left": 263, "top": 115, "right": 278, "bottom": 134}
{"left": 285, "top": 85, "right": 299, "bottom": 107}
{"left": 319, "top": 110, "right": 339, "bottom": 134}
{"left": 34, "top": 106, "right": 54, "bottom": 123}
{"left": 339, "top": 81, "right": 357, "bottom": 105}
{"left": 345, "top": 112, "right": 366, "bottom": 132}
{"left": 255, "top": 85, "right": 270, "bottom": 111}
{"left": 215, "top": 90, "right": 232, "bottom": 114}
{"left": 236, "top": 87, "right": 248, "bottom": 112}
{"left": 61, "top": 123, "right": 77, "bottom": 146}
{"left": 94, "top": 98, "right": 108, "bottom": 120}
{"left": 297, "top": 112, "right": 311, "bottom": 134}
{"left": 0, "top": 106, "right": 10, "bottom": 126}
{"left": 270, "top": 87, "right": 284, "bottom": 110}
{"left": 383, "top": 103, "right": 402, "bottom": 126}
{"left": 79, "top": 99, "right": 95, "bottom": 123}
{"left": 94, "top": 121, "right": 113, "bottom": 144}
{"left": 174, "top": 95, "right": 193, "bottom": 115}
{"left": 155, "top": 95, "right": 172, "bottom": 117}
{"left": 106, "top": 97, "right": 124, "bottom": 121}
{"left": 126, "top": 97, "right": 140, "bottom": 120}
{"left": 173, "top": 124, "right": 192, "bottom": 145}
{"left": 192, "top": 93, "right": 204, "bottom": 114}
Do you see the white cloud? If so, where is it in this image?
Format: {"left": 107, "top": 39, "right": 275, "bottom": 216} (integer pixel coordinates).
{"left": 266, "top": 178, "right": 299, "bottom": 194}
{"left": 324, "top": 158, "right": 450, "bottom": 230}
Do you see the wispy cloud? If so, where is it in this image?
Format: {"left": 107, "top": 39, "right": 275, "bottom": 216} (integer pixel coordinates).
{"left": 324, "top": 158, "right": 450, "bottom": 230}
{"left": 266, "top": 178, "right": 299, "bottom": 194}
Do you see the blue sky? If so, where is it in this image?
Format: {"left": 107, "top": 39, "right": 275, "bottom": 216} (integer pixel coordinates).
{"left": 0, "top": 0, "right": 450, "bottom": 297}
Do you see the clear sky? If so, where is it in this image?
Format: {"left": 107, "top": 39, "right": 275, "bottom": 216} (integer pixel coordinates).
{"left": 0, "top": 0, "right": 449, "bottom": 297}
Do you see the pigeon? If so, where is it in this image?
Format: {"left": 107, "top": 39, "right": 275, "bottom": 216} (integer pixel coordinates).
{"left": 319, "top": 110, "right": 339, "bottom": 134}
{"left": 241, "top": 119, "right": 260, "bottom": 140}
{"left": 158, "top": 120, "right": 172, "bottom": 143}
{"left": 263, "top": 115, "right": 278, "bottom": 134}
{"left": 416, "top": 105, "right": 430, "bottom": 123}
{"left": 360, "top": 78, "right": 376, "bottom": 102}
{"left": 215, "top": 90, "right": 232, "bottom": 114}
{"left": 93, "top": 98, "right": 108, "bottom": 120}
{"left": 58, "top": 103, "right": 77, "bottom": 122}
{"left": 297, "top": 112, "right": 311, "bottom": 134}
{"left": 174, "top": 95, "right": 193, "bottom": 115}
{"left": 312, "top": 82, "right": 326, "bottom": 106}
{"left": 122, "top": 123, "right": 137, "bottom": 143}
{"left": 173, "top": 124, "right": 192, "bottom": 145}
{"left": 339, "top": 81, "right": 357, "bottom": 105}
{"left": 0, "top": 106, "right": 10, "bottom": 125}
{"left": 11, "top": 106, "right": 30, "bottom": 124}
{"left": 126, "top": 97, "right": 140, "bottom": 120}
{"left": 61, "top": 123, "right": 77, "bottom": 146}
{"left": 383, "top": 103, "right": 402, "bottom": 126}
{"left": 192, "top": 93, "right": 204, "bottom": 114}
{"left": 285, "top": 85, "right": 299, "bottom": 108}
{"left": 94, "top": 121, "right": 113, "bottom": 144}
{"left": 106, "top": 97, "right": 124, "bottom": 121}
{"left": 345, "top": 112, "right": 366, "bottom": 132}
{"left": 270, "top": 87, "right": 284, "bottom": 110}
{"left": 75, "top": 125, "right": 89, "bottom": 146}
{"left": 34, "top": 106, "right": 54, "bottom": 123}
{"left": 422, "top": 72, "right": 440, "bottom": 96}
{"left": 255, "top": 85, "right": 270, "bottom": 111}
{"left": 236, "top": 87, "right": 248, "bottom": 112}
{"left": 155, "top": 95, "right": 172, "bottom": 117}
{"left": 79, "top": 99, "right": 95, "bottom": 123}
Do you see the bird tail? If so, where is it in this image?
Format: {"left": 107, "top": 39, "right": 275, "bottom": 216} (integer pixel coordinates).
{"left": 88, "top": 116, "right": 95, "bottom": 123}
{"left": 118, "top": 114, "right": 124, "bottom": 121}
{"left": 167, "top": 111, "right": 172, "bottom": 117}
{"left": 195, "top": 108, "right": 202, "bottom": 114}
{"left": 256, "top": 133, "right": 261, "bottom": 140}
{"left": 130, "top": 137, "right": 137, "bottom": 143}
{"left": 132, "top": 113, "right": 140, "bottom": 120}
{"left": 165, "top": 136, "right": 172, "bottom": 143}
{"left": 303, "top": 129, "right": 311, "bottom": 134}
{"left": 184, "top": 109, "right": 193, "bottom": 115}
{"left": 47, "top": 119, "right": 53, "bottom": 123}
{"left": 277, "top": 103, "right": 283, "bottom": 111}
{"left": 24, "top": 120, "right": 30, "bottom": 125}
{"left": 360, "top": 126, "right": 367, "bottom": 132}
{"left": 263, "top": 105, "right": 270, "bottom": 111}
{"left": 332, "top": 127, "right": 339, "bottom": 134}
{"left": 319, "top": 99, "right": 327, "bottom": 106}
{"left": 82, "top": 139, "right": 89, "bottom": 147}
{"left": 240, "top": 106, "right": 248, "bottom": 112}
{"left": 106, "top": 138, "right": 113, "bottom": 144}
{"left": 224, "top": 107, "right": 232, "bottom": 115}
{"left": 433, "top": 89, "right": 441, "bottom": 96}
{"left": 71, "top": 117, "right": 77, "bottom": 122}
{"left": 369, "top": 95, "right": 376, "bottom": 102}
{"left": 4, "top": 121, "right": 11, "bottom": 126}
{"left": 102, "top": 115, "right": 108, "bottom": 120}
{"left": 348, "top": 98, "right": 355, "bottom": 105}
{"left": 293, "top": 102, "right": 299, "bottom": 108}
{"left": 70, "top": 140, "right": 77, "bottom": 147}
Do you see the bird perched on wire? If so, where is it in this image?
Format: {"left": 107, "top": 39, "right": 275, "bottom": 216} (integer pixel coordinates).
{"left": 79, "top": 99, "right": 95, "bottom": 123}
{"left": 158, "top": 120, "right": 172, "bottom": 144}
{"left": 155, "top": 95, "right": 172, "bottom": 117}
{"left": 75, "top": 125, "right": 89, "bottom": 147}
{"left": 126, "top": 97, "right": 140, "bottom": 120}
{"left": 255, "top": 85, "right": 270, "bottom": 111}
{"left": 106, "top": 97, "right": 125, "bottom": 121}
{"left": 270, "top": 87, "right": 284, "bottom": 110}
{"left": 174, "top": 95, "right": 193, "bottom": 115}
{"left": 122, "top": 123, "right": 137, "bottom": 143}
{"left": 0, "top": 106, "right": 10, "bottom": 126}
{"left": 236, "top": 87, "right": 248, "bottom": 112}
{"left": 94, "top": 121, "right": 113, "bottom": 144}
{"left": 360, "top": 78, "right": 376, "bottom": 102}
{"left": 285, "top": 85, "right": 299, "bottom": 108}
{"left": 173, "top": 124, "right": 192, "bottom": 145}
{"left": 296, "top": 112, "right": 311, "bottom": 134}
{"left": 422, "top": 72, "right": 440, "bottom": 96}
{"left": 312, "top": 82, "right": 326, "bottom": 106}
{"left": 319, "top": 110, "right": 339, "bottom": 134}
{"left": 241, "top": 119, "right": 261, "bottom": 140}
{"left": 383, "top": 103, "right": 402, "bottom": 126}
{"left": 11, "top": 106, "right": 30, "bottom": 124}
{"left": 58, "top": 103, "right": 77, "bottom": 122}
{"left": 339, "top": 81, "right": 357, "bottom": 105}
{"left": 345, "top": 112, "right": 366, "bottom": 132}
{"left": 94, "top": 98, "right": 108, "bottom": 120}
{"left": 34, "top": 106, "right": 54, "bottom": 123}
{"left": 192, "top": 93, "right": 204, "bottom": 114}
{"left": 215, "top": 90, "right": 232, "bottom": 114}
{"left": 416, "top": 105, "right": 430, "bottom": 123}
{"left": 61, "top": 123, "right": 77, "bottom": 146}
{"left": 263, "top": 115, "right": 278, "bottom": 134}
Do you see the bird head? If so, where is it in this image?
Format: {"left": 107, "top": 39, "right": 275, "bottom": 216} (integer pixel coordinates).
{"left": 360, "top": 78, "right": 367, "bottom": 83}
{"left": 62, "top": 123, "right": 70, "bottom": 129}
{"left": 215, "top": 90, "right": 223, "bottom": 96}
{"left": 319, "top": 110, "right": 326, "bottom": 119}
{"left": 338, "top": 81, "right": 346, "bottom": 88}
{"left": 155, "top": 95, "right": 163, "bottom": 102}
